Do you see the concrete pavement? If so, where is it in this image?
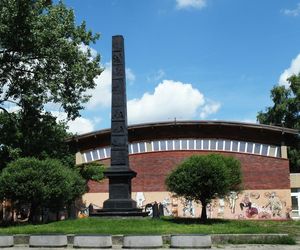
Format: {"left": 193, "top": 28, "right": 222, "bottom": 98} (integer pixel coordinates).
{"left": 0, "top": 245, "right": 299, "bottom": 249}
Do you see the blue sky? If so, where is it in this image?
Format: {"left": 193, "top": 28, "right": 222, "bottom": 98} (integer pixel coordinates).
{"left": 60, "top": 0, "right": 300, "bottom": 134}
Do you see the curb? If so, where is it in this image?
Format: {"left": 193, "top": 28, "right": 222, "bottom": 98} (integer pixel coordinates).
{"left": 2, "top": 233, "right": 293, "bottom": 248}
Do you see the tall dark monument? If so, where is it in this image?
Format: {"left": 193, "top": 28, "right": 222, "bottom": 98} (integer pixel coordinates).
{"left": 99, "top": 35, "right": 146, "bottom": 216}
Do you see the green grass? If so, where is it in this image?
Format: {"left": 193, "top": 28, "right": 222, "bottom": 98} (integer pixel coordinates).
{"left": 226, "top": 236, "right": 296, "bottom": 245}
{"left": 0, "top": 217, "right": 300, "bottom": 236}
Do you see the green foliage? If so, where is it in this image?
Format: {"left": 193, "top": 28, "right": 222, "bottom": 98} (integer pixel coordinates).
{"left": 257, "top": 74, "right": 300, "bottom": 172}
{"left": 79, "top": 162, "right": 105, "bottom": 182}
{"left": 0, "top": 0, "right": 102, "bottom": 119}
{"left": 165, "top": 154, "right": 242, "bottom": 221}
{"left": 0, "top": 111, "right": 72, "bottom": 169}
{"left": 0, "top": 157, "right": 86, "bottom": 222}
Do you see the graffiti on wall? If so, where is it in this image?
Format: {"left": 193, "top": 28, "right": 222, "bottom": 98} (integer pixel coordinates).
{"left": 130, "top": 190, "right": 291, "bottom": 219}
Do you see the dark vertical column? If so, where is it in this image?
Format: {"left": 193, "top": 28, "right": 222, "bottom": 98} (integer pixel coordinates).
{"left": 102, "top": 35, "right": 138, "bottom": 212}
{"left": 110, "top": 35, "right": 129, "bottom": 169}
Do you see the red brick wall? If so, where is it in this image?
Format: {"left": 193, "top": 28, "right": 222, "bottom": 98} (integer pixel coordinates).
{"left": 87, "top": 151, "right": 290, "bottom": 193}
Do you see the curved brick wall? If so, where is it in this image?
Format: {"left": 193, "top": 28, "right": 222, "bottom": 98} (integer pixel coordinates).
{"left": 88, "top": 150, "right": 290, "bottom": 193}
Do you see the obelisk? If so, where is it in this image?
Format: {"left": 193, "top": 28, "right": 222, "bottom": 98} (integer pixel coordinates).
{"left": 100, "top": 35, "right": 145, "bottom": 216}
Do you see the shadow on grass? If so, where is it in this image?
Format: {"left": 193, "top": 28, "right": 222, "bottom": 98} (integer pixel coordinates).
{"left": 161, "top": 217, "right": 231, "bottom": 225}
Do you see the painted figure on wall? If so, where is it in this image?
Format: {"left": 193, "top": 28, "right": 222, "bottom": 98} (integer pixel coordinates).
{"left": 240, "top": 193, "right": 252, "bottom": 211}
{"left": 264, "top": 192, "right": 283, "bottom": 217}
{"left": 161, "top": 197, "right": 171, "bottom": 216}
{"left": 171, "top": 197, "right": 178, "bottom": 217}
{"left": 182, "top": 199, "right": 195, "bottom": 217}
{"left": 136, "top": 192, "right": 145, "bottom": 208}
{"left": 218, "top": 198, "right": 225, "bottom": 217}
{"left": 228, "top": 191, "right": 238, "bottom": 214}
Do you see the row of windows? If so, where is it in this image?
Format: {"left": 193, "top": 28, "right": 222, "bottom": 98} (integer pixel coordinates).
{"left": 82, "top": 139, "right": 281, "bottom": 163}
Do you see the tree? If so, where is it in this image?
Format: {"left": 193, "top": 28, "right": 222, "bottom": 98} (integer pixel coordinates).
{"left": 0, "top": 157, "right": 86, "bottom": 222}
{"left": 0, "top": 111, "right": 71, "bottom": 169}
{"left": 0, "top": 0, "right": 102, "bottom": 119}
{"left": 165, "top": 154, "right": 242, "bottom": 221}
{"left": 257, "top": 74, "right": 300, "bottom": 172}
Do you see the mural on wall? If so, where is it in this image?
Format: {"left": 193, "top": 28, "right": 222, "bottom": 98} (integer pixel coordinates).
{"left": 232, "top": 191, "right": 289, "bottom": 220}
{"left": 135, "top": 192, "right": 145, "bottom": 208}
{"left": 264, "top": 192, "right": 283, "bottom": 217}
{"left": 79, "top": 189, "right": 291, "bottom": 219}
{"left": 182, "top": 199, "right": 195, "bottom": 217}
{"left": 228, "top": 191, "right": 238, "bottom": 214}
{"left": 161, "top": 197, "right": 172, "bottom": 216}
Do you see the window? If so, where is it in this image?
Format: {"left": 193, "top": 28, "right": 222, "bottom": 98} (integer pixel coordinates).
{"left": 146, "top": 142, "right": 152, "bottom": 152}
{"left": 217, "top": 140, "right": 224, "bottom": 150}
{"left": 195, "top": 139, "right": 201, "bottom": 150}
{"left": 139, "top": 142, "right": 146, "bottom": 153}
{"left": 210, "top": 139, "right": 217, "bottom": 150}
{"left": 153, "top": 141, "right": 159, "bottom": 151}
{"left": 224, "top": 140, "right": 231, "bottom": 151}
{"left": 239, "top": 142, "right": 246, "bottom": 152}
{"left": 254, "top": 144, "right": 261, "bottom": 154}
{"left": 128, "top": 145, "right": 132, "bottom": 154}
{"left": 85, "top": 152, "right": 92, "bottom": 162}
{"left": 203, "top": 139, "right": 209, "bottom": 150}
{"left": 160, "top": 140, "right": 167, "bottom": 151}
{"left": 92, "top": 150, "right": 99, "bottom": 160}
{"left": 261, "top": 144, "right": 268, "bottom": 156}
{"left": 105, "top": 147, "right": 111, "bottom": 158}
{"left": 132, "top": 143, "right": 139, "bottom": 153}
{"left": 181, "top": 140, "right": 188, "bottom": 150}
{"left": 188, "top": 139, "right": 195, "bottom": 150}
{"left": 232, "top": 141, "right": 238, "bottom": 152}
{"left": 174, "top": 140, "right": 180, "bottom": 150}
{"left": 276, "top": 147, "right": 281, "bottom": 158}
{"left": 246, "top": 142, "right": 254, "bottom": 153}
{"left": 269, "top": 146, "right": 276, "bottom": 157}
{"left": 167, "top": 140, "right": 173, "bottom": 150}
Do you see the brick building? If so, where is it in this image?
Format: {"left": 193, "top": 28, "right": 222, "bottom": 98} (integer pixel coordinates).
{"left": 68, "top": 121, "right": 299, "bottom": 220}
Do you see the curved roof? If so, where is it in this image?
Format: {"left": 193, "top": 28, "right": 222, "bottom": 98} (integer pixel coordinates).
{"left": 67, "top": 120, "right": 299, "bottom": 151}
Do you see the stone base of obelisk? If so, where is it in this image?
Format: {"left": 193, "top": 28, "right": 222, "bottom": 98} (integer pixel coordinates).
{"left": 89, "top": 167, "right": 148, "bottom": 217}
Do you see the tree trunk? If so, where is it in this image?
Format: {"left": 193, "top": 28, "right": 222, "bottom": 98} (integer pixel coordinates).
{"left": 200, "top": 201, "right": 207, "bottom": 222}
{"left": 29, "top": 203, "right": 38, "bottom": 223}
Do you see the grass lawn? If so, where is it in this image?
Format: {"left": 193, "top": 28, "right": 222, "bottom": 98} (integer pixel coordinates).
{"left": 0, "top": 217, "right": 300, "bottom": 236}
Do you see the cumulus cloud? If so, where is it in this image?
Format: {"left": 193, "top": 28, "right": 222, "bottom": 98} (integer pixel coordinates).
{"left": 127, "top": 79, "right": 220, "bottom": 124}
{"left": 282, "top": 3, "right": 300, "bottom": 17}
{"left": 85, "top": 62, "right": 136, "bottom": 108}
{"left": 126, "top": 68, "right": 136, "bottom": 84}
{"left": 278, "top": 53, "right": 300, "bottom": 86}
{"left": 85, "top": 62, "right": 112, "bottom": 108}
{"left": 78, "top": 43, "right": 98, "bottom": 58}
{"left": 176, "top": 0, "right": 207, "bottom": 10}
{"left": 199, "top": 100, "right": 221, "bottom": 119}
{"left": 51, "top": 111, "right": 95, "bottom": 135}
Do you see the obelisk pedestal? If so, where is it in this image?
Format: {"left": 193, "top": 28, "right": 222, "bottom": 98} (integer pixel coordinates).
{"left": 93, "top": 36, "right": 147, "bottom": 216}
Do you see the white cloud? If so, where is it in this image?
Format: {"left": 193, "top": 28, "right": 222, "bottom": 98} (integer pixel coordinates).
{"left": 85, "top": 62, "right": 136, "bottom": 108}
{"left": 278, "top": 53, "right": 300, "bottom": 86}
{"left": 241, "top": 119, "right": 257, "bottom": 124}
{"left": 282, "top": 3, "right": 300, "bottom": 17}
{"left": 126, "top": 68, "right": 136, "bottom": 84}
{"left": 67, "top": 117, "right": 95, "bottom": 134}
{"left": 147, "top": 69, "right": 166, "bottom": 83}
{"left": 199, "top": 100, "right": 221, "bottom": 119}
{"left": 128, "top": 79, "right": 220, "bottom": 124}
{"left": 51, "top": 111, "right": 95, "bottom": 135}
{"left": 176, "top": 0, "right": 207, "bottom": 10}
{"left": 86, "top": 62, "right": 112, "bottom": 108}
{"left": 78, "top": 43, "right": 98, "bottom": 58}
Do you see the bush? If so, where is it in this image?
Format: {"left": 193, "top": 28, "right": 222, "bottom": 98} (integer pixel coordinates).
{"left": 166, "top": 154, "right": 242, "bottom": 221}
{"left": 0, "top": 157, "right": 86, "bottom": 222}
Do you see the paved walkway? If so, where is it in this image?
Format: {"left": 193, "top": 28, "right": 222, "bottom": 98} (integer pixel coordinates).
{"left": 1, "top": 245, "right": 300, "bottom": 250}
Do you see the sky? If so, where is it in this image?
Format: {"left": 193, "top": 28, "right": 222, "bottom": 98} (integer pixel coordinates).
{"left": 55, "top": 0, "right": 300, "bottom": 134}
